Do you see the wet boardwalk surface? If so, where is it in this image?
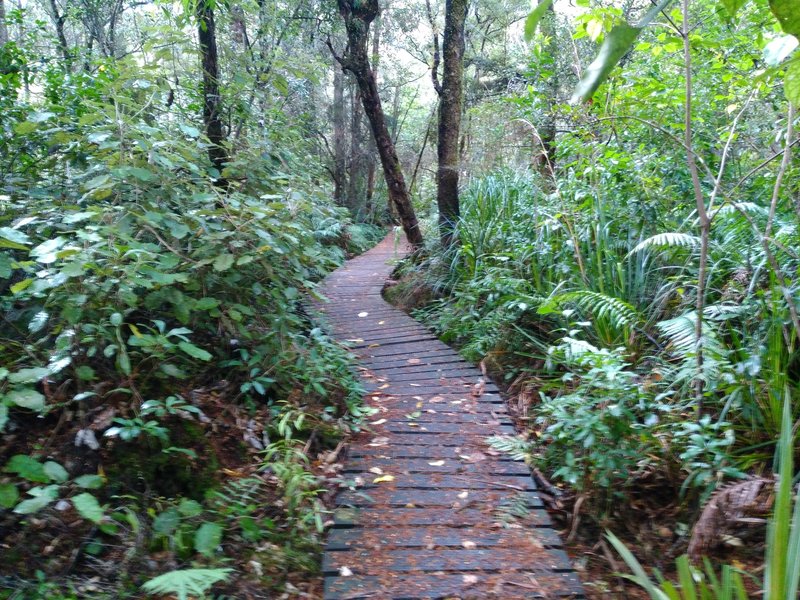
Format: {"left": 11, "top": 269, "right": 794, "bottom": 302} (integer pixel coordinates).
{"left": 315, "top": 232, "right": 583, "bottom": 599}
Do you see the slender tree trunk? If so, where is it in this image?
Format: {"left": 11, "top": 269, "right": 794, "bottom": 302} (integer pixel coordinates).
{"left": 48, "top": 0, "right": 72, "bottom": 67}
{"left": 334, "top": 0, "right": 423, "bottom": 247}
{"left": 196, "top": 0, "right": 227, "bottom": 184}
{"left": 332, "top": 61, "right": 348, "bottom": 205}
{"left": 347, "top": 81, "right": 365, "bottom": 213}
{"left": 364, "top": 11, "right": 382, "bottom": 219}
{"left": 536, "top": 0, "right": 557, "bottom": 181}
{"left": 436, "top": 0, "right": 467, "bottom": 247}
{"left": 682, "top": 0, "right": 708, "bottom": 410}
{"left": 0, "top": 0, "right": 8, "bottom": 47}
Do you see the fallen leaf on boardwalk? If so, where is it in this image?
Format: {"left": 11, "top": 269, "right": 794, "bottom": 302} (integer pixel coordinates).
{"left": 463, "top": 575, "right": 479, "bottom": 584}
{"left": 416, "top": 401, "right": 423, "bottom": 408}
{"left": 426, "top": 409, "right": 437, "bottom": 413}
{"left": 368, "top": 467, "right": 384, "bottom": 475}
{"left": 369, "top": 436, "right": 389, "bottom": 446}
{"left": 408, "top": 423, "right": 419, "bottom": 428}
{"left": 346, "top": 338, "right": 364, "bottom": 343}
{"left": 370, "top": 419, "right": 387, "bottom": 425}
{"left": 379, "top": 384, "right": 390, "bottom": 389}
{"left": 462, "top": 540, "right": 477, "bottom": 549}
{"left": 372, "top": 475, "right": 395, "bottom": 484}
{"left": 458, "top": 491, "right": 469, "bottom": 499}
{"left": 378, "top": 320, "right": 385, "bottom": 325}
{"left": 459, "top": 452, "right": 487, "bottom": 463}
{"left": 405, "top": 411, "right": 421, "bottom": 420}
{"left": 472, "top": 379, "right": 486, "bottom": 397}
{"left": 409, "top": 383, "right": 421, "bottom": 387}
{"left": 368, "top": 343, "right": 381, "bottom": 348}
{"left": 430, "top": 396, "right": 445, "bottom": 403}
{"left": 450, "top": 400, "right": 464, "bottom": 405}
{"left": 357, "top": 312, "right": 369, "bottom": 318}
{"left": 339, "top": 566, "right": 353, "bottom": 577}
{"left": 407, "top": 358, "right": 421, "bottom": 364}
{"left": 428, "top": 460, "right": 445, "bottom": 466}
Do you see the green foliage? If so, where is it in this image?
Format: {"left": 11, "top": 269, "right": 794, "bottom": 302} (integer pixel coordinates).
{"left": 141, "top": 568, "right": 232, "bottom": 600}
{"left": 535, "top": 341, "right": 657, "bottom": 496}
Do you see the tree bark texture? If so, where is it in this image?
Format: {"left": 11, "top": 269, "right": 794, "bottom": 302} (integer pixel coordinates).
{"left": 364, "top": 11, "right": 382, "bottom": 218}
{"left": 335, "top": 0, "right": 423, "bottom": 247}
{"left": 347, "top": 81, "right": 365, "bottom": 213}
{"left": 436, "top": 0, "right": 467, "bottom": 247}
{"left": 332, "top": 61, "right": 348, "bottom": 205}
{"left": 196, "top": 0, "right": 227, "bottom": 183}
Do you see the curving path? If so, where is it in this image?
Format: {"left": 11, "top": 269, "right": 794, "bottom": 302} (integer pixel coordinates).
{"left": 315, "top": 231, "right": 583, "bottom": 599}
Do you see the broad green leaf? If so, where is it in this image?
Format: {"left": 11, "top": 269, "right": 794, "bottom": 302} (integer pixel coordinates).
{"left": 43, "top": 461, "right": 69, "bottom": 483}
{"left": 721, "top": 0, "right": 747, "bottom": 19}
{"left": 8, "top": 367, "right": 50, "bottom": 384}
{"left": 14, "top": 121, "right": 37, "bottom": 135}
{"left": 72, "top": 493, "right": 105, "bottom": 523}
{"left": 178, "top": 342, "right": 212, "bottom": 361}
{"left": 571, "top": 0, "right": 674, "bottom": 103}
{"left": 213, "top": 253, "right": 235, "bottom": 271}
{"left": 770, "top": 0, "right": 800, "bottom": 37}
{"left": 194, "top": 522, "right": 223, "bottom": 557}
{"left": 786, "top": 59, "right": 800, "bottom": 106}
{"left": 10, "top": 278, "right": 33, "bottom": 294}
{"left": 5, "top": 388, "right": 46, "bottom": 411}
{"left": 0, "top": 226, "right": 31, "bottom": 250}
{"left": 13, "top": 487, "right": 58, "bottom": 514}
{"left": 5, "top": 455, "right": 49, "bottom": 482}
{"left": 178, "top": 498, "right": 203, "bottom": 517}
{"left": 74, "top": 474, "right": 105, "bottom": 489}
{"left": 571, "top": 23, "right": 642, "bottom": 103}
{"left": 524, "top": 0, "right": 554, "bottom": 41}
{"left": 28, "top": 311, "right": 49, "bottom": 333}
{"left": 28, "top": 111, "right": 55, "bottom": 123}
{"left": 764, "top": 34, "right": 798, "bottom": 66}
{"left": 153, "top": 508, "right": 180, "bottom": 535}
{"left": 0, "top": 483, "right": 19, "bottom": 508}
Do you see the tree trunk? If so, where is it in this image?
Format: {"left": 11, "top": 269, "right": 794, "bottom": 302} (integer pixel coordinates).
{"left": 196, "top": 0, "right": 227, "bottom": 184}
{"left": 436, "top": 0, "right": 467, "bottom": 247}
{"left": 347, "top": 81, "right": 365, "bottom": 214}
{"left": 48, "top": 0, "right": 72, "bottom": 68}
{"left": 335, "top": 0, "right": 423, "bottom": 247}
{"left": 332, "top": 61, "right": 348, "bottom": 205}
{"left": 364, "top": 11, "right": 382, "bottom": 219}
{"left": 535, "top": 0, "right": 557, "bottom": 180}
{"left": 0, "top": 0, "right": 8, "bottom": 47}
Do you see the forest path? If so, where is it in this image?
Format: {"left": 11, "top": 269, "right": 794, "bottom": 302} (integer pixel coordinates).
{"left": 315, "top": 230, "right": 583, "bottom": 599}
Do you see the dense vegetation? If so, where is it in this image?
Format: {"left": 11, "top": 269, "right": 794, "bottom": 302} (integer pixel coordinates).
{"left": 0, "top": 0, "right": 799, "bottom": 598}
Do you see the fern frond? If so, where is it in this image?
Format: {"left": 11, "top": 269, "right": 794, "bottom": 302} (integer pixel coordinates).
{"left": 629, "top": 232, "right": 701, "bottom": 256}
{"left": 141, "top": 568, "right": 233, "bottom": 600}
{"left": 554, "top": 291, "right": 641, "bottom": 329}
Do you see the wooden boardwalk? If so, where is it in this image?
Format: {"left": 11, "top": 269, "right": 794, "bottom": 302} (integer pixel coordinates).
{"left": 315, "top": 231, "right": 583, "bottom": 599}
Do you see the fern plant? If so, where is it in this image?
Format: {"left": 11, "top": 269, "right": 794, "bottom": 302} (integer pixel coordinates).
{"left": 141, "top": 568, "right": 232, "bottom": 600}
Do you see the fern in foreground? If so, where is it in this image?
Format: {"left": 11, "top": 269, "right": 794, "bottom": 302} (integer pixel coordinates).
{"left": 141, "top": 568, "right": 232, "bottom": 600}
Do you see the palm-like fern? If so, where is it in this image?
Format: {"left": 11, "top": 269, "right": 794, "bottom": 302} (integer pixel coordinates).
{"left": 549, "top": 290, "right": 642, "bottom": 329}
{"left": 629, "top": 232, "right": 701, "bottom": 256}
{"left": 141, "top": 568, "right": 233, "bottom": 600}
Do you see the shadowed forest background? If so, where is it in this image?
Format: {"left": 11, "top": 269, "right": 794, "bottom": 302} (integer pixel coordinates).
{"left": 0, "top": 0, "right": 799, "bottom": 598}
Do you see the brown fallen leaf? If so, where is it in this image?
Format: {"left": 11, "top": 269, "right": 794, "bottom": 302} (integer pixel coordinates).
{"left": 407, "top": 358, "right": 421, "bottom": 364}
